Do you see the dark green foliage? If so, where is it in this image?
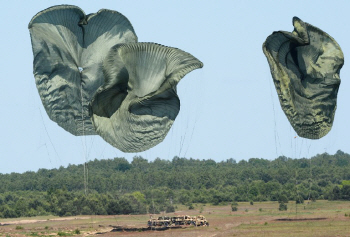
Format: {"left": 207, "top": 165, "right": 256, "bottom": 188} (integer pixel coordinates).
{"left": 0, "top": 151, "right": 349, "bottom": 218}
{"left": 278, "top": 193, "right": 289, "bottom": 211}
{"left": 278, "top": 194, "right": 289, "bottom": 204}
{"left": 231, "top": 201, "right": 238, "bottom": 212}
{"left": 296, "top": 197, "right": 304, "bottom": 204}
{"left": 279, "top": 202, "right": 287, "bottom": 211}
{"left": 341, "top": 185, "right": 350, "bottom": 200}
{"left": 57, "top": 231, "right": 71, "bottom": 236}
{"left": 165, "top": 205, "right": 175, "bottom": 213}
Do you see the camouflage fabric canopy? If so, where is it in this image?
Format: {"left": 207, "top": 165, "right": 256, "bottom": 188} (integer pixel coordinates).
{"left": 29, "top": 5, "right": 137, "bottom": 135}
{"left": 90, "top": 43, "right": 203, "bottom": 152}
{"left": 263, "top": 17, "right": 344, "bottom": 139}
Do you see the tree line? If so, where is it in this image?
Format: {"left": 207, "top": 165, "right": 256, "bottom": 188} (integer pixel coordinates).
{"left": 0, "top": 150, "right": 349, "bottom": 218}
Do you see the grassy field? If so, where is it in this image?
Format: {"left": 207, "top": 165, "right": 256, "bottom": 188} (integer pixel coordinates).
{"left": 1, "top": 200, "right": 350, "bottom": 236}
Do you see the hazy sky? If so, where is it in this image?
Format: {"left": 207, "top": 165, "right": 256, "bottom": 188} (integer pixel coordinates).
{"left": 1, "top": 1, "right": 349, "bottom": 174}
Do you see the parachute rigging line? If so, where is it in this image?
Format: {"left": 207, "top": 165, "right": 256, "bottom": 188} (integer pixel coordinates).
{"left": 86, "top": 136, "right": 96, "bottom": 162}
{"left": 183, "top": 77, "right": 203, "bottom": 158}
{"left": 80, "top": 79, "right": 88, "bottom": 195}
{"left": 291, "top": 136, "right": 315, "bottom": 210}
{"left": 184, "top": 117, "right": 198, "bottom": 158}
{"left": 167, "top": 124, "right": 175, "bottom": 159}
{"left": 268, "top": 75, "right": 283, "bottom": 157}
{"left": 294, "top": 170, "right": 301, "bottom": 217}
{"left": 178, "top": 119, "right": 189, "bottom": 158}
{"left": 177, "top": 71, "right": 203, "bottom": 158}
{"left": 35, "top": 143, "right": 52, "bottom": 165}
{"left": 298, "top": 137, "right": 304, "bottom": 158}
{"left": 307, "top": 142, "right": 313, "bottom": 202}
{"left": 38, "top": 106, "right": 61, "bottom": 163}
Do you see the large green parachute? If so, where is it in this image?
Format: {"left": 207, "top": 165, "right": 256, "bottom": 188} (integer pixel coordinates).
{"left": 263, "top": 17, "right": 344, "bottom": 139}
{"left": 29, "top": 5, "right": 137, "bottom": 135}
{"left": 90, "top": 43, "right": 203, "bottom": 152}
{"left": 29, "top": 5, "right": 203, "bottom": 152}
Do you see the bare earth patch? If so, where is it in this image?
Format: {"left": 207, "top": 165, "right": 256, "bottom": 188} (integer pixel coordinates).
{"left": 0, "top": 216, "right": 90, "bottom": 225}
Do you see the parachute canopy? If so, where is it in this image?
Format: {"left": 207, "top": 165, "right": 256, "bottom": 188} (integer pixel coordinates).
{"left": 90, "top": 43, "right": 203, "bottom": 152}
{"left": 29, "top": 5, "right": 203, "bottom": 153}
{"left": 263, "top": 17, "right": 344, "bottom": 139}
{"left": 29, "top": 5, "right": 137, "bottom": 135}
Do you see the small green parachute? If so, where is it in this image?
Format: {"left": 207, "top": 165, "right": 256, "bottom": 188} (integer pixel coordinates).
{"left": 263, "top": 17, "right": 344, "bottom": 139}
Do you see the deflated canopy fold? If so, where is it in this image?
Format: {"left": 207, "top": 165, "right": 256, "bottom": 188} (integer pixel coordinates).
{"left": 29, "top": 5, "right": 137, "bottom": 135}
{"left": 90, "top": 42, "right": 203, "bottom": 152}
{"left": 263, "top": 17, "right": 344, "bottom": 139}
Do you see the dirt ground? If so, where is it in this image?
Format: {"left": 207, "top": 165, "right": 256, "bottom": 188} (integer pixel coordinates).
{"left": 1, "top": 200, "right": 350, "bottom": 237}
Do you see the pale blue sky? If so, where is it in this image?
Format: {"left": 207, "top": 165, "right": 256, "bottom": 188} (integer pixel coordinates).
{"left": 1, "top": 1, "right": 349, "bottom": 173}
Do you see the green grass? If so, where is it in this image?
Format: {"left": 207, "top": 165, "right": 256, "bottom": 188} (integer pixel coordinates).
{"left": 0, "top": 200, "right": 349, "bottom": 236}
{"left": 57, "top": 231, "right": 73, "bottom": 236}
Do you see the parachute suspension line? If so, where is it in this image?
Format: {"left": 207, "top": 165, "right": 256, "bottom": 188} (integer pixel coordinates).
{"left": 268, "top": 77, "right": 282, "bottom": 157}
{"left": 167, "top": 124, "right": 175, "bottom": 159}
{"left": 98, "top": 140, "right": 108, "bottom": 160}
{"left": 178, "top": 100, "right": 191, "bottom": 158}
{"left": 38, "top": 106, "right": 60, "bottom": 163}
{"left": 87, "top": 137, "right": 95, "bottom": 161}
{"left": 290, "top": 127, "right": 294, "bottom": 158}
{"left": 184, "top": 83, "right": 202, "bottom": 158}
{"left": 34, "top": 83, "right": 54, "bottom": 166}
{"left": 43, "top": 143, "right": 51, "bottom": 164}
{"left": 294, "top": 170, "right": 301, "bottom": 217}
{"left": 298, "top": 137, "right": 304, "bottom": 158}
{"left": 178, "top": 71, "right": 203, "bottom": 158}
{"left": 178, "top": 117, "right": 189, "bottom": 158}
{"left": 35, "top": 143, "right": 52, "bottom": 165}
{"left": 80, "top": 82, "right": 88, "bottom": 196}
{"left": 307, "top": 142, "right": 313, "bottom": 202}
{"left": 184, "top": 116, "right": 198, "bottom": 158}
